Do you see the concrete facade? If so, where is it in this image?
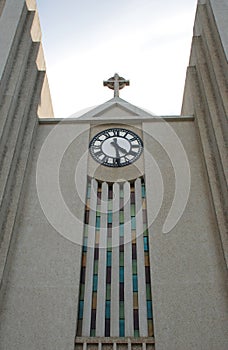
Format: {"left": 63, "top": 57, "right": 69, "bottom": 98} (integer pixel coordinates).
{"left": 0, "top": 1, "right": 227, "bottom": 350}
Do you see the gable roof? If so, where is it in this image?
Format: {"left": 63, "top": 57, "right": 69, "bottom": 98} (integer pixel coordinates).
{"left": 74, "top": 97, "right": 155, "bottom": 120}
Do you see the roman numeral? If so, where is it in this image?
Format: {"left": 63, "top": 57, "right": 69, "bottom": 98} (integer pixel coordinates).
{"left": 128, "top": 150, "right": 138, "bottom": 156}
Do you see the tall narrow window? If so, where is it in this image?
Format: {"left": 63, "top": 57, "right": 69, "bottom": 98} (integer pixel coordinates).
{"left": 76, "top": 177, "right": 154, "bottom": 342}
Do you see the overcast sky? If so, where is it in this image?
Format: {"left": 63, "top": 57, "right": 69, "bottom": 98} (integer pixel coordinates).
{"left": 36, "top": 0, "right": 197, "bottom": 117}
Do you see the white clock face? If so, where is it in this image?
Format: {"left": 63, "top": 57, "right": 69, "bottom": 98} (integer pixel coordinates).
{"left": 89, "top": 128, "right": 143, "bottom": 167}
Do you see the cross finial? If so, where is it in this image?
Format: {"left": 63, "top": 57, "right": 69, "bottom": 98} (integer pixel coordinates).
{"left": 103, "top": 73, "right": 130, "bottom": 97}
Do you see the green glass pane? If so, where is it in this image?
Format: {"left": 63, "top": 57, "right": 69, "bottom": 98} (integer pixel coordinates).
{"left": 120, "top": 224, "right": 124, "bottom": 237}
{"left": 146, "top": 284, "right": 152, "bottom": 300}
{"left": 131, "top": 204, "right": 135, "bottom": 217}
{"left": 120, "top": 189, "right": 124, "bottom": 198}
{"left": 79, "top": 284, "right": 85, "bottom": 300}
{"left": 134, "top": 330, "right": 140, "bottom": 337}
{"left": 119, "top": 252, "right": 124, "bottom": 266}
{"left": 132, "top": 260, "right": 137, "bottom": 274}
{"left": 96, "top": 211, "right": 101, "bottom": 217}
{"left": 119, "top": 211, "right": 124, "bottom": 223}
{"left": 106, "top": 284, "right": 111, "bottom": 300}
{"left": 90, "top": 329, "right": 96, "bottom": 337}
{"left": 94, "top": 260, "right": 98, "bottom": 274}
{"left": 119, "top": 301, "right": 124, "bottom": 319}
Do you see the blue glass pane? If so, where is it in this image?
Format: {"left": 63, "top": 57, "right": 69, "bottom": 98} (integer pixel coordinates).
{"left": 120, "top": 224, "right": 124, "bottom": 236}
{"left": 119, "top": 267, "right": 124, "bottom": 283}
{"left": 107, "top": 251, "right": 112, "bottom": 267}
{"left": 141, "top": 185, "right": 146, "bottom": 198}
{"left": 133, "top": 275, "right": 138, "bottom": 292}
{"left": 96, "top": 217, "right": 100, "bottom": 228}
{"left": 93, "top": 275, "right": 98, "bottom": 291}
{"left": 147, "top": 301, "right": 153, "bottom": 319}
{"left": 108, "top": 212, "right": 112, "bottom": 224}
{"left": 83, "top": 245, "right": 87, "bottom": 252}
{"left": 105, "top": 301, "right": 111, "bottom": 319}
{"left": 83, "top": 237, "right": 88, "bottom": 247}
{"left": 144, "top": 236, "right": 149, "bottom": 251}
{"left": 131, "top": 217, "right": 136, "bottom": 230}
{"left": 78, "top": 300, "right": 84, "bottom": 319}
{"left": 119, "top": 319, "right": 125, "bottom": 337}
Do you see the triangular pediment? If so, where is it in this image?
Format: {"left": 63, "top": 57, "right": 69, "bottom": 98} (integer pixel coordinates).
{"left": 76, "top": 97, "right": 155, "bottom": 120}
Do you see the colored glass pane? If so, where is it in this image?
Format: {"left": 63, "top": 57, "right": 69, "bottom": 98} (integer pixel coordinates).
{"left": 119, "top": 301, "right": 125, "bottom": 319}
{"left": 119, "top": 319, "right": 125, "bottom": 337}
{"left": 145, "top": 266, "right": 151, "bottom": 284}
{"left": 106, "top": 284, "right": 111, "bottom": 300}
{"left": 148, "top": 320, "right": 154, "bottom": 337}
{"left": 95, "top": 217, "right": 100, "bottom": 228}
{"left": 119, "top": 211, "right": 124, "bottom": 223}
{"left": 94, "top": 260, "right": 98, "bottom": 274}
{"left": 146, "top": 284, "right": 152, "bottom": 300}
{"left": 132, "top": 259, "right": 137, "bottom": 274}
{"left": 120, "top": 224, "right": 124, "bottom": 236}
{"left": 119, "top": 252, "right": 124, "bottom": 266}
{"left": 134, "top": 329, "right": 140, "bottom": 337}
{"left": 133, "top": 292, "right": 138, "bottom": 309}
{"left": 142, "top": 185, "right": 146, "bottom": 198}
{"left": 105, "top": 319, "right": 110, "bottom": 337}
{"left": 144, "top": 236, "right": 149, "bottom": 251}
{"left": 147, "top": 301, "right": 153, "bottom": 319}
{"left": 105, "top": 301, "right": 111, "bottom": 318}
{"left": 77, "top": 320, "right": 82, "bottom": 336}
{"left": 133, "top": 275, "right": 138, "bottom": 292}
{"left": 93, "top": 275, "right": 98, "bottom": 291}
{"left": 90, "top": 329, "right": 95, "bottom": 337}
{"left": 119, "top": 267, "right": 124, "bottom": 283}
{"left": 92, "top": 293, "right": 97, "bottom": 309}
{"left": 108, "top": 200, "right": 112, "bottom": 211}
{"left": 107, "top": 251, "right": 112, "bottom": 267}
{"left": 131, "top": 217, "right": 136, "bottom": 229}
{"left": 145, "top": 252, "right": 150, "bottom": 266}
{"left": 79, "top": 284, "right": 85, "bottom": 300}
{"left": 106, "top": 267, "right": 111, "bottom": 283}
{"left": 108, "top": 212, "right": 112, "bottom": 223}
{"left": 78, "top": 300, "right": 84, "bottom": 319}
{"left": 133, "top": 309, "right": 139, "bottom": 330}
{"left": 131, "top": 204, "right": 135, "bottom": 216}
{"left": 119, "top": 283, "right": 124, "bottom": 301}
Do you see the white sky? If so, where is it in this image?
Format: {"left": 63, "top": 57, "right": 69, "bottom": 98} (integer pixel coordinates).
{"left": 36, "top": 0, "right": 197, "bottom": 118}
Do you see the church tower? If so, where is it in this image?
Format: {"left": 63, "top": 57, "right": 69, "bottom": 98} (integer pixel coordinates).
{"left": 0, "top": 1, "right": 227, "bottom": 350}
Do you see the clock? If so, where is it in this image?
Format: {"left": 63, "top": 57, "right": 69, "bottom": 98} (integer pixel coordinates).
{"left": 89, "top": 128, "right": 143, "bottom": 167}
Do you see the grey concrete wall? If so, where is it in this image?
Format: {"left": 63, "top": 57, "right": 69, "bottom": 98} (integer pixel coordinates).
{"left": 0, "top": 122, "right": 90, "bottom": 350}
{"left": 144, "top": 120, "right": 228, "bottom": 350}
{"left": 182, "top": 0, "right": 228, "bottom": 267}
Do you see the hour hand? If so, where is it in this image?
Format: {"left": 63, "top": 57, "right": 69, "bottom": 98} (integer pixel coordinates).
{"left": 110, "top": 138, "right": 127, "bottom": 155}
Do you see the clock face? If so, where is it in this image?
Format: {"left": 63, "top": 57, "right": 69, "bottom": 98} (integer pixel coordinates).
{"left": 89, "top": 128, "right": 143, "bottom": 167}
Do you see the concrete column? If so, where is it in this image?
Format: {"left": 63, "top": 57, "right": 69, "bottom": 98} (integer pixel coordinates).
{"left": 96, "top": 182, "right": 108, "bottom": 336}
{"left": 82, "top": 179, "right": 98, "bottom": 336}
{"left": 111, "top": 182, "right": 120, "bottom": 336}
{"left": 124, "top": 181, "right": 134, "bottom": 336}
{"left": 135, "top": 178, "right": 148, "bottom": 336}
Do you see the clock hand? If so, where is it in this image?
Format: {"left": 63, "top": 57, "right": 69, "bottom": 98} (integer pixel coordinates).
{"left": 110, "top": 138, "right": 128, "bottom": 155}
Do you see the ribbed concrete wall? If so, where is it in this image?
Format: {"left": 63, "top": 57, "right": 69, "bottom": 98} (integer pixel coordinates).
{"left": 182, "top": 0, "right": 228, "bottom": 267}
{"left": 0, "top": 0, "right": 53, "bottom": 292}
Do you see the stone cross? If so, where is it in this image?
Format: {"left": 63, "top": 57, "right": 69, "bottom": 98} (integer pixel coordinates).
{"left": 103, "top": 73, "right": 130, "bottom": 97}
